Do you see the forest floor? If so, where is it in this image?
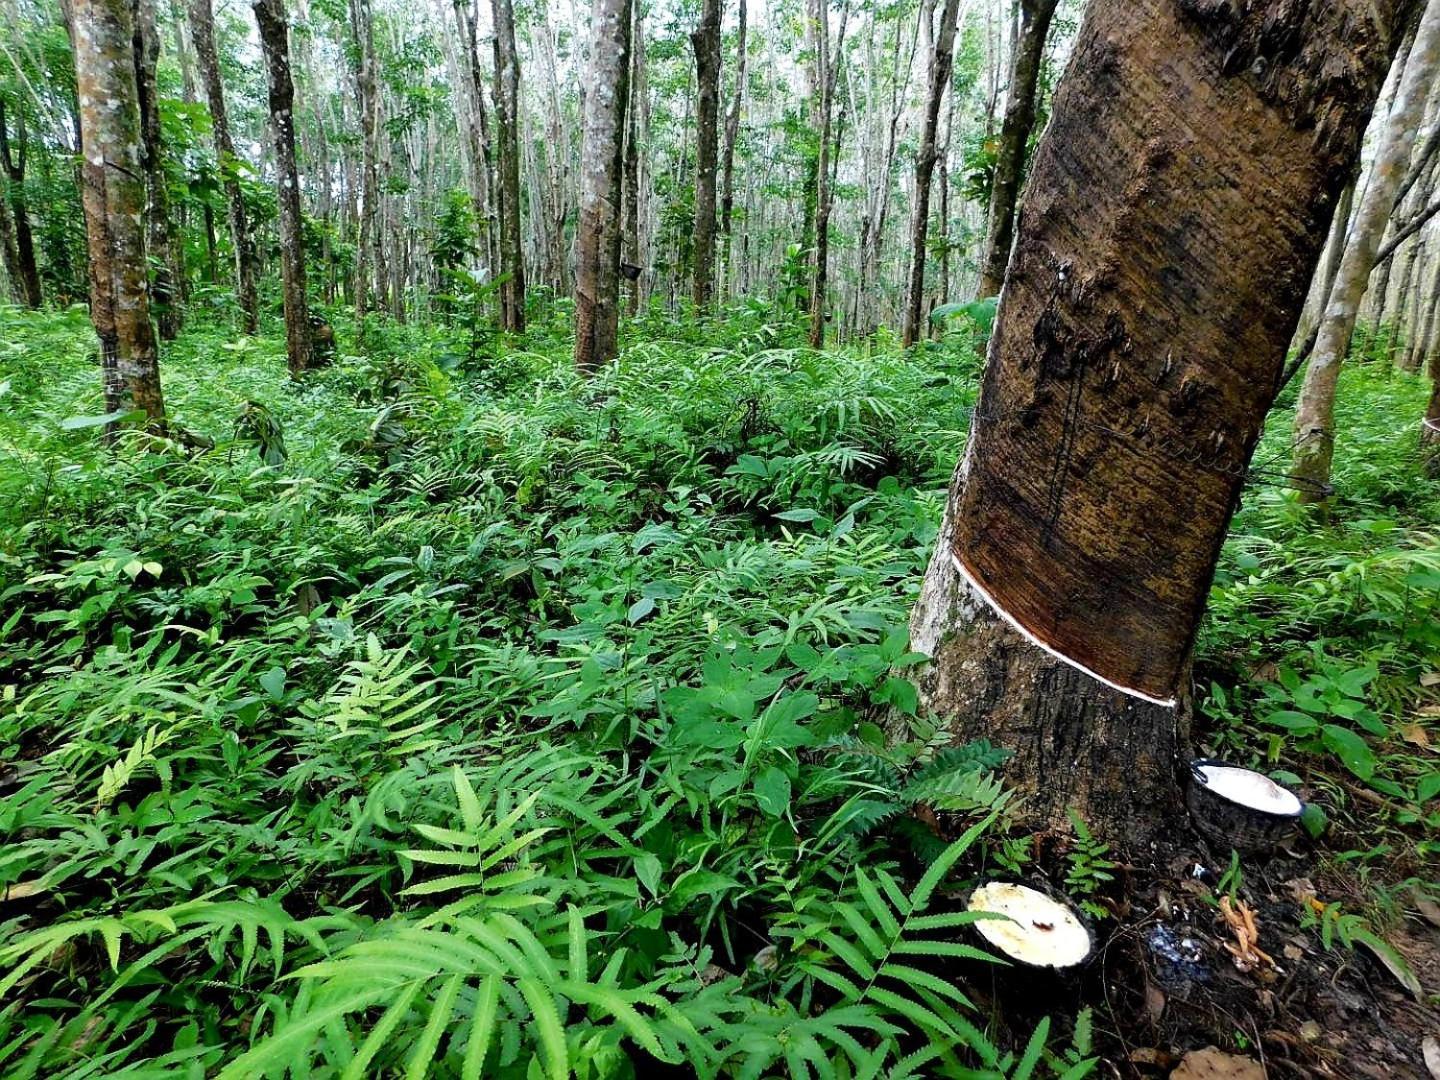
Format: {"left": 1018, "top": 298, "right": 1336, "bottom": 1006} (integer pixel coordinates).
{"left": 1, "top": 302, "right": 1437, "bottom": 1078}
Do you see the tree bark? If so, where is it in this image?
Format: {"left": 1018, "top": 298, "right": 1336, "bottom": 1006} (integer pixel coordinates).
{"left": 912, "top": 0, "right": 1412, "bottom": 847}
{"left": 806, "top": 0, "right": 847, "bottom": 349}
{"left": 1292, "top": 0, "right": 1440, "bottom": 501}
{"left": 254, "top": 0, "right": 312, "bottom": 375}
{"left": 573, "top": 0, "right": 634, "bottom": 370}
{"left": 976, "top": 0, "right": 1059, "bottom": 300}
{"left": 349, "top": 0, "right": 383, "bottom": 322}
{"left": 73, "top": 0, "right": 167, "bottom": 427}
{"left": 690, "top": 0, "right": 722, "bottom": 311}
{"left": 0, "top": 171, "right": 22, "bottom": 304}
{"left": 0, "top": 98, "right": 45, "bottom": 308}
{"left": 189, "top": 0, "right": 259, "bottom": 333}
{"left": 719, "top": 0, "right": 747, "bottom": 300}
{"left": 134, "top": 0, "right": 183, "bottom": 339}
{"left": 901, "top": 0, "right": 961, "bottom": 347}
{"left": 491, "top": 0, "right": 526, "bottom": 331}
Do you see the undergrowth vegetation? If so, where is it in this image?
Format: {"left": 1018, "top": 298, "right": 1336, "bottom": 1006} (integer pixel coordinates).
{"left": 1, "top": 303, "right": 1436, "bottom": 1077}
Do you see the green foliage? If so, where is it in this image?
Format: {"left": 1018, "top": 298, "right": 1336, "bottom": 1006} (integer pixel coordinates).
{"left": 0, "top": 308, "right": 1101, "bottom": 1076}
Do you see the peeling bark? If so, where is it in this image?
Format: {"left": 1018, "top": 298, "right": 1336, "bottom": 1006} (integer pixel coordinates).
{"left": 914, "top": 0, "right": 1413, "bottom": 846}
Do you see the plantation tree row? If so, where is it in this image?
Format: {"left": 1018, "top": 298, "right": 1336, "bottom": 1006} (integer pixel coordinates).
{"left": 23, "top": 0, "right": 1427, "bottom": 839}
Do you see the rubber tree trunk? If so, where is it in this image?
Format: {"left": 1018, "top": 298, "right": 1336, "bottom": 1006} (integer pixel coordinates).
{"left": 491, "top": 0, "right": 525, "bottom": 331}
{"left": 901, "top": 0, "right": 961, "bottom": 347}
{"left": 690, "top": 0, "right": 721, "bottom": 311}
{"left": 1292, "top": 0, "right": 1440, "bottom": 501}
{"left": 806, "top": 0, "right": 846, "bottom": 349}
{"left": 349, "top": 0, "right": 383, "bottom": 322}
{"left": 1423, "top": 291, "right": 1440, "bottom": 469}
{"left": 910, "top": 0, "right": 1412, "bottom": 848}
{"left": 189, "top": 0, "right": 259, "bottom": 333}
{"left": 719, "top": 0, "right": 747, "bottom": 299}
{"left": 73, "top": 0, "right": 167, "bottom": 427}
{"left": 573, "top": 0, "right": 634, "bottom": 371}
{"left": 976, "top": 0, "right": 1058, "bottom": 300}
{"left": 254, "top": 0, "right": 312, "bottom": 375}
{"left": 134, "top": 0, "right": 183, "bottom": 340}
{"left": 0, "top": 175, "right": 22, "bottom": 303}
{"left": 1292, "top": 180, "right": 1355, "bottom": 355}
{"left": 0, "top": 98, "right": 44, "bottom": 308}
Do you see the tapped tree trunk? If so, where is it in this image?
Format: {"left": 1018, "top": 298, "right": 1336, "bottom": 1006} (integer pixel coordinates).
{"left": 134, "top": 0, "right": 183, "bottom": 340}
{"left": 690, "top": 0, "right": 721, "bottom": 311}
{"left": 1292, "top": 0, "right": 1440, "bottom": 501}
{"left": 73, "top": 0, "right": 167, "bottom": 427}
{"left": 491, "top": 0, "right": 525, "bottom": 332}
{"left": 911, "top": 0, "right": 1412, "bottom": 848}
{"left": 901, "top": 0, "right": 961, "bottom": 347}
{"left": 719, "top": 0, "right": 747, "bottom": 299}
{"left": 976, "top": 0, "right": 1059, "bottom": 299}
{"left": 573, "top": 0, "right": 634, "bottom": 370}
{"left": 0, "top": 97, "right": 45, "bottom": 308}
{"left": 254, "top": 0, "right": 312, "bottom": 375}
{"left": 190, "top": 0, "right": 259, "bottom": 333}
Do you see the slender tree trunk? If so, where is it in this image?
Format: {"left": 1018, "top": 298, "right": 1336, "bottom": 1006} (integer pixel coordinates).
{"left": 623, "top": 49, "right": 642, "bottom": 316}
{"left": 254, "top": 0, "right": 312, "bottom": 375}
{"left": 0, "top": 98, "right": 44, "bottom": 308}
{"left": 910, "top": 0, "right": 1412, "bottom": 846}
{"left": 901, "top": 0, "right": 961, "bottom": 347}
{"left": 349, "top": 0, "right": 381, "bottom": 322}
{"left": 1293, "top": 180, "right": 1355, "bottom": 352}
{"left": 719, "top": 0, "right": 747, "bottom": 299}
{"left": 491, "top": 0, "right": 526, "bottom": 331}
{"left": 0, "top": 177, "right": 22, "bottom": 303}
{"left": 134, "top": 0, "right": 183, "bottom": 339}
{"left": 1292, "top": 0, "right": 1440, "bottom": 501}
{"left": 73, "top": 0, "right": 167, "bottom": 426}
{"left": 573, "top": 0, "right": 634, "bottom": 370}
{"left": 806, "top": 0, "right": 847, "bottom": 349}
{"left": 190, "top": 0, "right": 259, "bottom": 332}
{"left": 976, "top": 0, "right": 1058, "bottom": 299}
{"left": 690, "top": 0, "right": 722, "bottom": 310}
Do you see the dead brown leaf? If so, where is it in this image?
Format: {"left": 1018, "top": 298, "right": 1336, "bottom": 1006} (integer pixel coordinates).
{"left": 1401, "top": 722, "right": 1432, "bottom": 747}
{"left": 1422, "top": 1035, "right": 1440, "bottom": 1080}
{"left": 1170, "top": 1046, "right": 1265, "bottom": 1080}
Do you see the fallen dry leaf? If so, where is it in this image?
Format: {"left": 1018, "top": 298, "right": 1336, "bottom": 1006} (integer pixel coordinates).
{"left": 1170, "top": 1046, "right": 1265, "bottom": 1079}
{"left": 1356, "top": 933, "right": 1423, "bottom": 1001}
{"left": 1418, "top": 705, "right": 1440, "bottom": 718}
{"left": 2, "top": 880, "right": 45, "bottom": 902}
{"left": 1412, "top": 890, "right": 1440, "bottom": 930}
{"left": 1420, "top": 671, "right": 1440, "bottom": 687}
{"left": 1401, "top": 722, "right": 1432, "bottom": 747}
{"left": 1424, "top": 1036, "right": 1440, "bottom": 1080}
